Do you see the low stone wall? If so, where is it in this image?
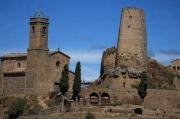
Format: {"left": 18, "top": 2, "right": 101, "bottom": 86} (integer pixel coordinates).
{"left": 143, "top": 89, "right": 180, "bottom": 109}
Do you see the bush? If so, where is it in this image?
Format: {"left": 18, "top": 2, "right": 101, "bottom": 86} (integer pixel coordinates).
{"left": 85, "top": 112, "right": 95, "bottom": 119}
{"left": 28, "top": 104, "right": 42, "bottom": 115}
{"left": 7, "top": 98, "right": 27, "bottom": 119}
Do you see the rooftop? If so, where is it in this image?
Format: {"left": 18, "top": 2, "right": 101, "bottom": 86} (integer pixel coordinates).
{"left": 33, "top": 9, "right": 47, "bottom": 18}
{"left": 0, "top": 50, "right": 70, "bottom": 60}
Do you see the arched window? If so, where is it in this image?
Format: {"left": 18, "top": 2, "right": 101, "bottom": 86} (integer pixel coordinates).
{"left": 89, "top": 92, "right": 99, "bottom": 105}
{"left": 42, "top": 26, "right": 46, "bottom": 34}
{"left": 56, "top": 61, "right": 60, "bottom": 67}
{"left": 101, "top": 92, "right": 110, "bottom": 104}
{"left": 32, "top": 26, "right": 35, "bottom": 33}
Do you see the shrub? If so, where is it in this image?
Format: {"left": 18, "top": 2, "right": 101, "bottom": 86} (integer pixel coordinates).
{"left": 28, "top": 104, "right": 42, "bottom": 115}
{"left": 85, "top": 112, "right": 95, "bottom": 119}
{"left": 7, "top": 98, "right": 27, "bottom": 119}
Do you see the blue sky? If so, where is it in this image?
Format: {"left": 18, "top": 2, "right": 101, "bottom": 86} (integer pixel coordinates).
{"left": 0, "top": 0, "right": 180, "bottom": 81}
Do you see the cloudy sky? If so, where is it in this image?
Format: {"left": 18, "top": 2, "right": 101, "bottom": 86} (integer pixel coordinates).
{"left": 0, "top": 0, "right": 180, "bottom": 81}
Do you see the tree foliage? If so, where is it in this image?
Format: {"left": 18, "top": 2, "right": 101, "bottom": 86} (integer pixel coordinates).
{"left": 72, "top": 61, "right": 81, "bottom": 100}
{"left": 100, "top": 52, "right": 105, "bottom": 78}
{"left": 137, "top": 72, "right": 148, "bottom": 100}
{"left": 59, "top": 64, "right": 69, "bottom": 95}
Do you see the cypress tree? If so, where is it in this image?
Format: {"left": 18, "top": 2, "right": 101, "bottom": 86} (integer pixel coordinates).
{"left": 137, "top": 72, "right": 148, "bottom": 101}
{"left": 59, "top": 64, "right": 69, "bottom": 95}
{"left": 100, "top": 51, "right": 105, "bottom": 78}
{"left": 72, "top": 61, "right": 81, "bottom": 100}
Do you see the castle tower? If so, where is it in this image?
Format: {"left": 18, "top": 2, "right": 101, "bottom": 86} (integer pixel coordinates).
{"left": 26, "top": 10, "right": 51, "bottom": 94}
{"left": 116, "top": 7, "right": 147, "bottom": 73}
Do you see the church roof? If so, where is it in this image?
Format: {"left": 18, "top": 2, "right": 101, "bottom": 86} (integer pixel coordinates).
{"left": 0, "top": 50, "right": 70, "bottom": 60}
{"left": 33, "top": 9, "right": 46, "bottom": 18}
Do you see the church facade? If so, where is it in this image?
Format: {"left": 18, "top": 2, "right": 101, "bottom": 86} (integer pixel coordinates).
{"left": 0, "top": 10, "right": 74, "bottom": 96}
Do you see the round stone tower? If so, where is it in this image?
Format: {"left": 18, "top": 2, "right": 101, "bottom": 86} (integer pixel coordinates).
{"left": 116, "top": 7, "right": 147, "bottom": 72}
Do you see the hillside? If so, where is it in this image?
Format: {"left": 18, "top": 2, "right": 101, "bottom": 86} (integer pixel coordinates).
{"left": 147, "top": 58, "right": 177, "bottom": 89}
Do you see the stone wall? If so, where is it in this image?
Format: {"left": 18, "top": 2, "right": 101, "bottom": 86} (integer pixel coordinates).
{"left": 49, "top": 52, "right": 70, "bottom": 89}
{"left": 170, "top": 59, "right": 180, "bottom": 73}
{"left": 3, "top": 72, "right": 25, "bottom": 95}
{"left": 1, "top": 58, "right": 26, "bottom": 73}
{"left": 143, "top": 89, "right": 180, "bottom": 109}
{"left": 102, "top": 47, "right": 116, "bottom": 73}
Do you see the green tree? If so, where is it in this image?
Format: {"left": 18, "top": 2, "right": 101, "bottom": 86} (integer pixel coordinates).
{"left": 72, "top": 61, "right": 82, "bottom": 100}
{"left": 85, "top": 111, "right": 95, "bottom": 119}
{"left": 59, "top": 64, "right": 69, "bottom": 95}
{"left": 100, "top": 52, "right": 105, "bottom": 78}
{"left": 137, "top": 72, "right": 148, "bottom": 101}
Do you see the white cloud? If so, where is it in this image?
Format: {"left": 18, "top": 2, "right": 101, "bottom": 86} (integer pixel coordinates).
{"left": 66, "top": 50, "right": 103, "bottom": 64}
{"left": 152, "top": 52, "right": 180, "bottom": 65}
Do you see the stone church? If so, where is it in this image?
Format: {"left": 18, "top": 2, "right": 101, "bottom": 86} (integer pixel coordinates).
{"left": 0, "top": 10, "right": 74, "bottom": 96}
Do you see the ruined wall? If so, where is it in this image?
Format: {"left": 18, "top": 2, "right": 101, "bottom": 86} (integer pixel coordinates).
{"left": 116, "top": 7, "right": 147, "bottom": 72}
{"left": 143, "top": 89, "right": 180, "bottom": 109}
{"left": 101, "top": 47, "right": 116, "bottom": 73}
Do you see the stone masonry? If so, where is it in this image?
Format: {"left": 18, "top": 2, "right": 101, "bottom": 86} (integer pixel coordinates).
{"left": 116, "top": 7, "right": 147, "bottom": 73}
{"left": 0, "top": 10, "right": 74, "bottom": 96}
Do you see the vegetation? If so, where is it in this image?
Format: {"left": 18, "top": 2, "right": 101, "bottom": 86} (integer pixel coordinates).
{"left": 147, "top": 59, "right": 176, "bottom": 89}
{"left": 85, "top": 111, "right": 95, "bottom": 119}
{"left": 137, "top": 72, "right": 148, "bottom": 101}
{"left": 27, "top": 104, "right": 42, "bottom": 115}
{"left": 100, "top": 52, "right": 104, "bottom": 78}
{"left": 7, "top": 98, "right": 27, "bottom": 119}
{"left": 59, "top": 64, "right": 69, "bottom": 95}
{"left": 72, "top": 61, "right": 82, "bottom": 100}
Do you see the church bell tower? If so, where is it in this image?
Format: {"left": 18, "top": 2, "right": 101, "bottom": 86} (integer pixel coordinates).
{"left": 26, "top": 9, "right": 51, "bottom": 95}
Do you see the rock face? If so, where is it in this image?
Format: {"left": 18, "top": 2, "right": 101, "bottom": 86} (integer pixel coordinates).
{"left": 116, "top": 7, "right": 147, "bottom": 73}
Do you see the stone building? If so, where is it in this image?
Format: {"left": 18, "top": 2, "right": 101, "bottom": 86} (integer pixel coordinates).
{"left": 0, "top": 10, "right": 74, "bottom": 96}
{"left": 170, "top": 59, "right": 180, "bottom": 73}
{"left": 100, "top": 7, "right": 147, "bottom": 89}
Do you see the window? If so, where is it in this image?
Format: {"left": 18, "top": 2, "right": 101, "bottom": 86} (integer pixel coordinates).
{"left": 56, "top": 61, "right": 60, "bottom": 67}
{"left": 173, "top": 66, "right": 176, "bottom": 70}
{"left": 129, "top": 15, "right": 132, "bottom": 19}
{"left": 177, "top": 66, "right": 180, "bottom": 71}
{"left": 42, "top": 27, "right": 46, "bottom": 34}
{"left": 32, "top": 26, "right": 35, "bottom": 33}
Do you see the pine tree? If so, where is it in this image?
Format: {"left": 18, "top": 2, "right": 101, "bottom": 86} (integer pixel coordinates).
{"left": 59, "top": 64, "right": 69, "bottom": 95}
{"left": 72, "top": 61, "right": 81, "bottom": 100}
{"left": 137, "top": 72, "right": 148, "bottom": 101}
